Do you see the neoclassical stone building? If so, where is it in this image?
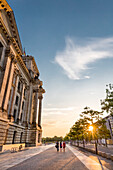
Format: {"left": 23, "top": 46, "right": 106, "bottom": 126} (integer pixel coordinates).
{"left": 0, "top": 0, "right": 45, "bottom": 150}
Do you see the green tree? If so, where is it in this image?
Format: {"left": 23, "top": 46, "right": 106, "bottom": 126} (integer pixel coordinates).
{"left": 81, "top": 106, "right": 103, "bottom": 124}
{"left": 101, "top": 84, "right": 113, "bottom": 116}
{"left": 78, "top": 118, "right": 89, "bottom": 147}
{"left": 72, "top": 120, "right": 83, "bottom": 146}
{"left": 63, "top": 134, "right": 69, "bottom": 141}
{"left": 98, "top": 119, "right": 111, "bottom": 147}
{"left": 42, "top": 136, "right": 63, "bottom": 143}
{"left": 80, "top": 107, "right": 103, "bottom": 154}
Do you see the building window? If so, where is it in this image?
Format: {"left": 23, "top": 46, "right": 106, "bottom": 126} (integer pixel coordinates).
{"left": 13, "top": 109, "right": 16, "bottom": 121}
{"left": 0, "top": 42, "right": 3, "bottom": 60}
{"left": 20, "top": 132, "right": 23, "bottom": 143}
{"left": 38, "top": 133, "right": 40, "bottom": 143}
{"left": 15, "top": 96, "right": 19, "bottom": 105}
{"left": 22, "top": 101, "right": 24, "bottom": 110}
{"left": 13, "top": 75, "right": 16, "bottom": 85}
{"left": 12, "top": 131, "right": 17, "bottom": 144}
{"left": 18, "top": 82, "right": 20, "bottom": 92}
{"left": 20, "top": 113, "right": 23, "bottom": 122}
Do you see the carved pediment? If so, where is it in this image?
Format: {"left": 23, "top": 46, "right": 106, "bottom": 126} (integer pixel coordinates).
{"left": 0, "top": 1, "right": 23, "bottom": 53}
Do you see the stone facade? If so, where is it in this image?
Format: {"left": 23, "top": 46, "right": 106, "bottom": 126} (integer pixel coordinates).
{"left": 103, "top": 115, "right": 113, "bottom": 140}
{"left": 0, "top": 0, "right": 45, "bottom": 150}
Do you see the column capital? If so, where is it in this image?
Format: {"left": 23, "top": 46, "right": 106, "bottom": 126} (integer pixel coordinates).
{"left": 38, "top": 94, "right": 43, "bottom": 100}
{"left": 33, "top": 88, "right": 38, "bottom": 93}
{"left": 38, "top": 86, "right": 45, "bottom": 94}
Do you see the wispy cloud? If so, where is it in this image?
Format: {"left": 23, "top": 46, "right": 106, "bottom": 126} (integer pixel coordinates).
{"left": 42, "top": 121, "right": 57, "bottom": 127}
{"left": 43, "top": 107, "right": 75, "bottom": 118}
{"left": 43, "top": 107, "right": 75, "bottom": 116}
{"left": 42, "top": 120, "right": 72, "bottom": 128}
{"left": 44, "top": 107, "right": 75, "bottom": 111}
{"left": 55, "top": 37, "right": 113, "bottom": 80}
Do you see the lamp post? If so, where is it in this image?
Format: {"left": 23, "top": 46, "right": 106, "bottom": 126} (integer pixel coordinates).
{"left": 88, "top": 125, "right": 98, "bottom": 154}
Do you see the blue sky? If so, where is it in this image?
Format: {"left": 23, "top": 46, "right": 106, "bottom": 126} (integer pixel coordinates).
{"left": 7, "top": 0, "right": 113, "bottom": 137}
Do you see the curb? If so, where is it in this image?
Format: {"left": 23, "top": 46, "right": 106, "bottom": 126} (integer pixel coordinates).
{"left": 0, "top": 147, "right": 29, "bottom": 155}
{"left": 72, "top": 144, "right": 113, "bottom": 161}
{"left": 0, "top": 145, "right": 42, "bottom": 155}
{"left": 0, "top": 150, "right": 10, "bottom": 155}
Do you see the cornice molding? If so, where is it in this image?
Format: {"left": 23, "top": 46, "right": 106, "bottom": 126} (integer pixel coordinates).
{"left": 22, "top": 55, "right": 39, "bottom": 75}
{"left": 0, "top": 0, "right": 12, "bottom": 12}
{"left": 0, "top": 0, "right": 23, "bottom": 52}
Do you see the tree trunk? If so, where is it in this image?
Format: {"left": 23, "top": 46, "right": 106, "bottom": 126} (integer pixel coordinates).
{"left": 95, "top": 140, "right": 98, "bottom": 154}
{"left": 77, "top": 139, "right": 79, "bottom": 147}
{"left": 105, "top": 138, "right": 107, "bottom": 147}
{"left": 83, "top": 139, "right": 85, "bottom": 148}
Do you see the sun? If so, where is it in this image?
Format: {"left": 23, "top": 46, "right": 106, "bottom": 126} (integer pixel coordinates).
{"left": 89, "top": 126, "right": 93, "bottom": 131}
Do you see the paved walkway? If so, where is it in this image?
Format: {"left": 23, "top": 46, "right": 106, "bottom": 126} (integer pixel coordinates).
{"left": 8, "top": 145, "right": 88, "bottom": 170}
{"left": 0, "top": 144, "right": 54, "bottom": 170}
{"left": 68, "top": 145, "right": 108, "bottom": 170}
{"left": 0, "top": 144, "right": 113, "bottom": 170}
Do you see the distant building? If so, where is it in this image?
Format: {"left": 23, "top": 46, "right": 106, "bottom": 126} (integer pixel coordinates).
{"left": 0, "top": 0, "right": 45, "bottom": 150}
{"left": 103, "top": 115, "right": 113, "bottom": 140}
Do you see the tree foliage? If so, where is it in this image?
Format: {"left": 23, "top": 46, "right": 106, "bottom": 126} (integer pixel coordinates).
{"left": 42, "top": 136, "right": 63, "bottom": 143}
{"left": 64, "top": 106, "right": 111, "bottom": 148}
{"left": 101, "top": 84, "right": 113, "bottom": 115}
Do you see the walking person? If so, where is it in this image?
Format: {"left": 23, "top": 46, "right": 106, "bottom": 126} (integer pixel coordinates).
{"left": 63, "top": 141, "right": 66, "bottom": 152}
{"left": 60, "top": 141, "right": 62, "bottom": 152}
{"left": 55, "top": 141, "right": 59, "bottom": 152}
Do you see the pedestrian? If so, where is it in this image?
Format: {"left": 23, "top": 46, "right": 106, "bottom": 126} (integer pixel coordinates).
{"left": 60, "top": 141, "right": 62, "bottom": 152}
{"left": 63, "top": 141, "right": 66, "bottom": 152}
{"left": 55, "top": 141, "right": 59, "bottom": 152}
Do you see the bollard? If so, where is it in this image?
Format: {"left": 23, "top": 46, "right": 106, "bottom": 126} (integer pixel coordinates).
{"left": 111, "top": 155, "right": 113, "bottom": 161}
{"left": 100, "top": 152, "right": 104, "bottom": 157}
{"left": 105, "top": 153, "right": 111, "bottom": 159}
{"left": 98, "top": 151, "right": 102, "bottom": 156}
{"left": 102, "top": 152, "right": 106, "bottom": 158}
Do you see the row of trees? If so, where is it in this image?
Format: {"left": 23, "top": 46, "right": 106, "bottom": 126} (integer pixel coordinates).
{"left": 42, "top": 136, "right": 63, "bottom": 143}
{"left": 64, "top": 84, "right": 113, "bottom": 153}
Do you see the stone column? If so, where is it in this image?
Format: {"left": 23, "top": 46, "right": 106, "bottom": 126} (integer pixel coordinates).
{"left": 3, "top": 60, "right": 15, "bottom": 110}
{"left": 7, "top": 86, "right": 14, "bottom": 115}
{"left": 9, "top": 75, "right": 19, "bottom": 121}
{"left": 30, "top": 93, "right": 34, "bottom": 124}
{"left": 24, "top": 86, "right": 30, "bottom": 126}
{"left": 36, "top": 129, "right": 38, "bottom": 146}
{"left": 27, "top": 84, "right": 33, "bottom": 123}
{"left": 17, "top": 82, "right": 25, "bottom": 121}
{"left": 8, "top": 73, "right": 16, "bottom": 120}
{"left": 38, "top": 94, "right": 43, "bottom": 127}
{"left": 0, "top": 57, "right": 11, "bottom": 108}
{"left": 0, "top": 46, "right": 11, "bottom": 107}
{"left": 32, "top": 91, "right": 38, "bottom": 126}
